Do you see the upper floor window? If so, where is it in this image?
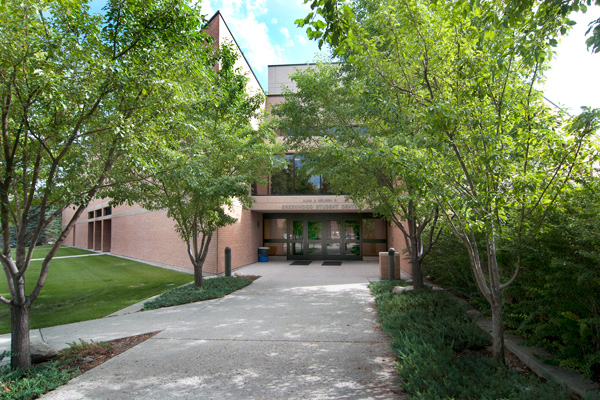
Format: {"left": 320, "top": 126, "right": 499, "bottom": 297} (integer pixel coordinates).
{"left": 270, "top": 154, "right": 330, "bottom": 195}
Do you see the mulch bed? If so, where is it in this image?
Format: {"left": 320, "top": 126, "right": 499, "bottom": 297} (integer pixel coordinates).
{"left": 233, "top": 274, "right": 261, "bottom": 281}
{"left": 479, "top": 346, "right": 537, "bottom": 378}
{"left": 55, "top": 331, "right": 160, "bottom": 374}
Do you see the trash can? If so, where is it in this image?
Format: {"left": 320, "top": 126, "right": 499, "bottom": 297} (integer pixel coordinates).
{"left": 258, "top": 247, "right": 269, "bottom": 262}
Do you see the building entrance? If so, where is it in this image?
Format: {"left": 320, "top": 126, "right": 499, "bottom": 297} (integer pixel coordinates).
{"left": 290, "top": 218, "right": 361, "bottom": 260}
{"left": 263, "top": 213, "right": 388, "bottom": 260}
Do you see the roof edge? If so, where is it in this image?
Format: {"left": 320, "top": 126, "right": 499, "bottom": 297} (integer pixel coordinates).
{"left": 207, "top": 10, "right": 265, "bottom": 95}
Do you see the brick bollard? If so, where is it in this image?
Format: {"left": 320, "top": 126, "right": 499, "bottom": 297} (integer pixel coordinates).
{"left": 379, "top": 251, "right": 401, "bottom": 280}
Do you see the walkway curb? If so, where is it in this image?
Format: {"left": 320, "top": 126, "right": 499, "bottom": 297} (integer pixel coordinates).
{"left": 476, "top": 318, "right": 598, "bottom": 398}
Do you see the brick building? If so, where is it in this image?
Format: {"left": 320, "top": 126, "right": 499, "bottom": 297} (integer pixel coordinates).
{"left": 63, "top": 12, "right": 411, "bottom": 276}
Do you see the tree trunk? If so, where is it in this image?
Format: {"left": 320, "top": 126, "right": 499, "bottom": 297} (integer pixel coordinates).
{"left": 10, "top": 301, "right": 31, "bottom": 369}
{"left": 490, "top": 297, "right": 505, "bottom": 365}
{"left": 487, "top": 233, "right": 506, "bottom": 365}
{"left": 194, "top": 262, "right": 203, "bottom": 288}
{"left": 411, "top": 254, "right": 424, "bottom": 290}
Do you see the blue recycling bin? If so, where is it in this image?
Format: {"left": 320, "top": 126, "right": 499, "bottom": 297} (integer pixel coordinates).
{"left": 258, "top": 247, "right": 269, "bottom": 262}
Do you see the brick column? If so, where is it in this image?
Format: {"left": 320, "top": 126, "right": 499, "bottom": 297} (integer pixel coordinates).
{"left": 379, "top": 252, "right": 401, "bottom": 280}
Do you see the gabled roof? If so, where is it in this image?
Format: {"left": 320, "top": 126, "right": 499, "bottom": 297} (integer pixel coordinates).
{"left": 206, "top": 11, "right": 265, "bottom": 94}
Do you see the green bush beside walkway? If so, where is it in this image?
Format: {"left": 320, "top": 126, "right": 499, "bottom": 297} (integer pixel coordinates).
{"left": 370, "top": 281, "right": 571, "bottom": 399}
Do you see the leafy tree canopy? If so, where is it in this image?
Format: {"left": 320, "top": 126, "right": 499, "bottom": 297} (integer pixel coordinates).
{"left": 0, "top": 0, "right": 214, "bottom": 368}
{"left": 294, "top": 0, "right": 600, "bottom": 364}
{"left": 274, "top": 62, "right": 441, "bottom": 289}
{"left": 112, "top": 44, "right": 280, "bottom": 287}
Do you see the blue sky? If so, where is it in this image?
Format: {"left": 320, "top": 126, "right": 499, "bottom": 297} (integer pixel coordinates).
{"left": 203, "top": 0, "right": 599, "bottom": 113}
{"left": 200, "top": 0, "right": 329, "bottom": 89}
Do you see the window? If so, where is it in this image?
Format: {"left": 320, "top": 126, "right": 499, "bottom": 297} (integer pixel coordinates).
{"left": 270, "top": 154, "right": 329, "bottom": 195}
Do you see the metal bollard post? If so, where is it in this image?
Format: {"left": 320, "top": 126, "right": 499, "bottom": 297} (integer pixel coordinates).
{"left": 388, "top": 248, "right": 395, "bottom": 281}
{"left": 225, "top": 247, "right": 231, "bottom": 277}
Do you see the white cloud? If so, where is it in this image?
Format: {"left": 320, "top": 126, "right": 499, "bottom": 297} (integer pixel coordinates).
{"left": 207, "top": 1, "right": 283, "bottom": 74}
{"left": 286, "top": 39, "right": 294, "bottom": 47}
{"left": 199, "top": 0, "right": 215, "bottom": 17}
{"left": 280, "top": 27, "right": 290, "bottom": 38}
{"left": 296, "top": 0, "right": 312, "bottom": 11}
{"left": 295, "top": 34, "right": 307, "bottom": 45}
{"left": 247, "top": 0, "right": 268, "bottom": 15}
{"left": 271, "top": 17, "right": 278, "bottom": 24}
{"left": 233, "top": 19, "right": 282, "bottom": 73}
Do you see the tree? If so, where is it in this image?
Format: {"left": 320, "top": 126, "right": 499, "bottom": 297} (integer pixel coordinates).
{"left": 504, "top": 0, "right": 600, "bottom": 53}
{"left": 0, "top": 0, "right": 211, "bottom": 368}
{"left": 297, "top": 0, "right": 599, "bottom": 364}
{"left": 299, "top": 0, "right": 600, "bottom": 53}
{"left": 113, "top": 44, "right": 278, "bottom": 288}
{"left": 273, "top": 63, "right": 441, "bottom": 289}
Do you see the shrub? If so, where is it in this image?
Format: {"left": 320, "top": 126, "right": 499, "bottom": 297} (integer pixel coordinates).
{"left": 0, "top": 339, "right": 119, "bottom": 399}
{"left": 0, "top": 359, "right": 73, "bottom": 400}
{"left": 370, "top": 281, "right": 571, "bottom": 399}
{"left": 369, "top": 280, "right": 411, "bottom": 297}
{"left": 422, "top": 179, "right": 600, "bottom": 380}
{"left": 143, "top": 276, "right": 252, "bottom": 310}
{"left": 58, "top": 340, "right": 112, "bottom": 362}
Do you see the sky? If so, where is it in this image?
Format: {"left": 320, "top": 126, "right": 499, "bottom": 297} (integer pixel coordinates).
{"left": 541, "top": 7, "right": 600, "bottom": 113}
{"left": 200, "top": 0, "right": 328, "bottom": 88}
{"left": 202, "top": 0, "right": 600, "bottom": 113}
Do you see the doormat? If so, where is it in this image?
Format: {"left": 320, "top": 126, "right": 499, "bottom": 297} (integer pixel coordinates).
{"left": 322, "top": 261, "right": 342, "bottom": 266}
{"left": 290, "top": 260, "right": 312, "bottom": 265}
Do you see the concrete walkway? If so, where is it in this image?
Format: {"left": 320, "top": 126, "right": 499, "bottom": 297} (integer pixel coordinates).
{"left": 1, "top": 261, "right": 405, "bottom": 399}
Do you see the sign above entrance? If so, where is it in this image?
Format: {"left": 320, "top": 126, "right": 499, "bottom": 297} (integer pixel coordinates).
{"left": 281, "top": 203, "right": 360, "bottom": 210}
{"left": 251, "top": 195, "right": 370, "bottom": 212}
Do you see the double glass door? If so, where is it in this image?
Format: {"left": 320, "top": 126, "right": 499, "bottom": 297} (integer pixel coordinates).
{"left": 291, "top": 218, "right": 361, "bottom": 260}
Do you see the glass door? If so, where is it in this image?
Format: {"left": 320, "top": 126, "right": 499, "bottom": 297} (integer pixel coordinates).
{"left": 306, "top": 220, "right": 323, "bottom": 259}
{"left": 291, "top": 220, "right": 305, "bottom": 258}
{"left": 325, "top": 220, "right": 342, "bottom": 259}
{"left": 343, "top": 220, "right": 361, "bottom": 260}
{"left": 286, "top": 216, "right": 363, "bottom": 260}
{"left": 290, "top": 219, "right": 324, "bottom": 259}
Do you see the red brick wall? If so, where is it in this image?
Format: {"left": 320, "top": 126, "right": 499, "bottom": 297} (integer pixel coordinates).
{"left": 62, "top": 199, "right": 263, "bottom": 275}
{"left": 215, "top": 209, "right": 262, "bottom": 274}
{"left": 110, "top": 208, "right": 192, "bottom": 270}
{"left": 254, "top": 183, "right": 269, "bottom": 195}
{"left": 63, "top": 198, "right": 110, "bottom": 250}
{"left": 204, "top": 14, "right": 219, "bottom": 52}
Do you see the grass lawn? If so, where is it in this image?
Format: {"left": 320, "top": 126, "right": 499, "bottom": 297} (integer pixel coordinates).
{"left": 10, "top": 245, "right": 96, "bottom": 260}
{"left": 0, "top": 247, "right": 193, "bottom": 334}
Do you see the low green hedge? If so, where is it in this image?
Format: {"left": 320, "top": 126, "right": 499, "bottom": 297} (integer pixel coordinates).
{"left": 1, "top": 340, "right": 114, "bottom": 399}
{"left": 370, "top": 282, "right": 571, "bottom": 399}
{"left": 0, "top": 354, "right": 74, "bottom": 400}
{"left": 143, "top": 276, "right": 252, "bottom": 310}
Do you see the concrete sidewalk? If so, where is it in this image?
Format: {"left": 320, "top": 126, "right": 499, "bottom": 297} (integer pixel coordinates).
{"left": 2, "top": 261, "right": 405, "bottom": 399}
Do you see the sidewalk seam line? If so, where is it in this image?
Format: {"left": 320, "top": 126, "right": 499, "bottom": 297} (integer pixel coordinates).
{"left": 151, "top": 337, "right": 387, "bottom": 344}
